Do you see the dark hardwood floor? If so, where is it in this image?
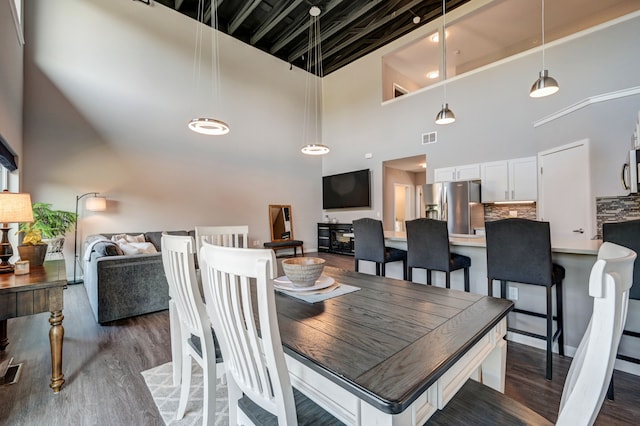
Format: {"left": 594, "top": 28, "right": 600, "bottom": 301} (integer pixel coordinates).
{"left": 0, "top": 252, "right": 637, "bottom": 425}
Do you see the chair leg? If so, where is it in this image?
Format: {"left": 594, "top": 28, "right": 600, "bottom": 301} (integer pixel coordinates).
{"left": 555, "top": 281, "right": 565, "bottom": 357}
{"left": 546, "top": 285, "right": 553, "bottom": 380}
{"left": 177, "top": 354, "right": 192, "bottom": 419}
{"left": 500, "top": 280, "right": 507, "bottom": 299}
{"left": 445, "top": 272, "right": 451, "bottom": 289}
{"left": 426, "top": 270, "right": 432, "bottom": 285}
{"left": 407, "top": 266, "right": 413, "bottom": 281}
{"left": 301, "top": 246, "right": 304, "bottom": 256}
{"left": 607, "top": 375, "right": 615, "bottom": 400}
{"left": 355, "top": 259, "right": 359, "bottom": 272}
{"left": 402, "top": 258, "right": 407, "bottom": 280}
{"left": 463, "top": 268, "right": 470, "bottom": 292}
{"left": 379, "top": 263, "right": 384, "bottom": 277}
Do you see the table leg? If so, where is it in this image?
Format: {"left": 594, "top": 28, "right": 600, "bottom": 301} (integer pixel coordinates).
{"left": 49, "top": 310, "right": 65, "bottom": 393}
{"left": 0, "top": 319, "right": 8, "bottom": 351}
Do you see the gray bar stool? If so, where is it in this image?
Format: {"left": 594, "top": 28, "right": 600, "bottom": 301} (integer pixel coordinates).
{"left": 353, "top": 218, "right": 407, "bottom": 280}
{"left": 485, "top": 218, "right": 565, "bottom": 380}
{"left": 405, "top": 218, "right": 470, "bottom": 291}
{"left": 603, "top": 219, "right": 640, "bottom": 399}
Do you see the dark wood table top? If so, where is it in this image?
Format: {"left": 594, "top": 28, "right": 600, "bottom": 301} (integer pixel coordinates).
{"left": 0, "top": 260, "right": 66, "bottom": 292}
{"left": 275, "top": 266, "right": 513, "bottom": 414}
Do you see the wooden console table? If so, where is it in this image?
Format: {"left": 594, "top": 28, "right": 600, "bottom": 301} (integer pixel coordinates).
{"left": 0, "top": 259, "right": 66, "bottom": 393}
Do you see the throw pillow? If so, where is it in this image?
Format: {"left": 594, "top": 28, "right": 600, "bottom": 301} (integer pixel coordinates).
{"left": 111, "top": 233, "right": 146, "bottom": 244}
{"left": 93, "top": 241, "right": 123, "bottom": 257}
{"left": 130, "top": 242, "right": 158, "bottom": 254}
{"left": 116, "top": 240, "right": 141, "bottom": 256}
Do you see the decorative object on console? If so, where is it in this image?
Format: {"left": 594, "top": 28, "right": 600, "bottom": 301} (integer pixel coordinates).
{"left": 301, "top": 6, "right": 330, "bottom": 155}
{"left": 0, "top": 190, "right": 34, "bottom": 273}
{"left": 187, "top": 0, "right": 230, "bottom": 136}
{"left": 72, "top": 192, "right": 107, "bottom": 285}
{"left": 435, "top": 0, "right": 455, "bottom": 125}
{"left": 529, "top": 0, "right": 559, "bottom": 98}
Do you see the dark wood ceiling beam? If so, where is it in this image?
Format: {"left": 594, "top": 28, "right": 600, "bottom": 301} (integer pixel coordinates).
{"left": 322, "top": 0, "right": 434, "bottom": 62}
{"left": 286, "top": 0, "right": 386, "bottom": 63}
{"left": 204, "top": 0, "right": 223, "bottom": 24}
{"left": 270, "top": 0, "right": 344, "bottom": 56}
{"left": 229, "top": 0, "right": 263, "bottom": 35}
{"left": 323, "top": 1, "right": 462, "bottom": 74}
{"left": 250, "top": 0, "right": 304, "bottom": 45}
{"left": 175, "top": 0, "right": 185, "bottom": 10}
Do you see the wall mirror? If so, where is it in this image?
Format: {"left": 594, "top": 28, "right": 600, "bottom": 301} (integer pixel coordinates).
{"left": 269, "top": 204, "right": 294, "bottom": 242}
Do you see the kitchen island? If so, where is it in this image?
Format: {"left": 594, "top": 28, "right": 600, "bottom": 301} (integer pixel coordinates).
{"left": 359, "top": 232, "right": 637, "bottom": 376}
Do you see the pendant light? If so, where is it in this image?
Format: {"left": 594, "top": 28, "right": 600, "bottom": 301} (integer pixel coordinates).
{"left": 435, "top": 0, "right": 455, "bottom": 125}
{"left": 301, "top": 6, "right": 329, "bottom": 156}
{"left": 188, "top": 0, "right": 230, "bottom": 135}
{"left": 529, "top": 0, "right": 559, "bottom": 98}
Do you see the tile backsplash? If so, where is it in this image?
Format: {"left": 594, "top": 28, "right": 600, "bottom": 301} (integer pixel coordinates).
{"left": 595, "top": 194, "right": 640, "bottom": 238}
{"left": 483, "top": 203, "right": 537, "bottom": 222}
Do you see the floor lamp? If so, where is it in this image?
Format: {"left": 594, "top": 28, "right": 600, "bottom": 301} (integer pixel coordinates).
{"left": 70, "top": 192, "right": 106, "bottom": 285}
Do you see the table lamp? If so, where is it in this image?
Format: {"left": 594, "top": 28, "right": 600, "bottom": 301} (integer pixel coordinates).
{"left": 0, "top": 190, "right": 34, "bottom": 273}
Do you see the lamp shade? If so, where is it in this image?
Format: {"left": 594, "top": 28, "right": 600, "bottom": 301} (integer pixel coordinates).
{"left": 85, "top": 196, "right": 107, "bottom": 212}
{"left": 435, "top": 103, "right": 456, "bottom": 125}
{"left": 529, "top": 70, "right": 559, "bottom": 98}
{"left": 0, "top": 191, "right": 34, "bottom": 223}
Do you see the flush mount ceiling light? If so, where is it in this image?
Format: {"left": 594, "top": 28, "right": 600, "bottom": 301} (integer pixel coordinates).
{"left": 301, "top": 6, "right": 329, "bottom": 156}
{"left": 188, "top": 0, "right": 229, "bottom": 135}
{"left": 435, "top": 0, "right": 455, "bottom": 125}
{"left": 427, "top": 70, "right": 439, "bottom": 79}
{"left": 530, "top": 0, "right": 559, "bottom": 98}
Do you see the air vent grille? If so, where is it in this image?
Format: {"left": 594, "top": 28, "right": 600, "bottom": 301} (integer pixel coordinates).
{"left": 422, "top": 131, "right": 437, "bottom": 145}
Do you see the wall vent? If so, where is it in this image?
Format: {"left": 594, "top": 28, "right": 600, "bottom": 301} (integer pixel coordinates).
{"left": 422, "top": 131, "right": 437, "bottom": 145}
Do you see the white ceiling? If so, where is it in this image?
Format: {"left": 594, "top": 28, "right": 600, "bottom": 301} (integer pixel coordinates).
{"left": 384, "top": 0, "right": 640, "bottom": 89}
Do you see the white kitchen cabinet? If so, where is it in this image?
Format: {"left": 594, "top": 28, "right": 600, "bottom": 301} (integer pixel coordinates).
{"left": 481, "top": 156, "right": 537, "bottom": 202}
{"left": 434, "top": 164, "right": 480, "bottom": 182}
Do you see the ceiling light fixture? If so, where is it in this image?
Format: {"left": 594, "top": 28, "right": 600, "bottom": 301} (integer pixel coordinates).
{"left": 301, "top": 6, "right": 329, "bottom": 156}
{"left": 427, "top": 70, "right": 439, "bottom": 79}
{"left": 188, "top": 0, "right": 230, "bottom": 135}
{"left": 530, "top": 0, "right": 559, "bottom": 98}
{"left": 435, "top": 0, "right": 455, "bottom": 125}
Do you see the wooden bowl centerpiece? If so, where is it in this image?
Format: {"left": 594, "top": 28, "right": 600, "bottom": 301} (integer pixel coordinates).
{"left": 282, "top": 257, "right": 325, "bottom": 287}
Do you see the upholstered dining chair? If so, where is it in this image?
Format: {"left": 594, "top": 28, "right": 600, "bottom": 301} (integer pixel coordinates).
{"left": 602, "top": 219, "right": 640, "bottom": 399}
{"left": 485, "top": 218, "right": 565, "bottom": 380}
{"left": 428, "top": 242, "right": 636, "bottom": 425}
{"left": 405, "top": 218, "right": 471, "bottom": 291}
{"left": 199, "top": 243, "right": 344, "bottom": 426}
{"left": 161, "top": 234, "right": 224, "bottom": 425}
{"left": 353, "top": 218, "right": 407, "bottom": 280}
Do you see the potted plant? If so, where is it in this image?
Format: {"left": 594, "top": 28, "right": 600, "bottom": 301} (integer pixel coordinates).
{"left": 17, "top": 202, "right": 77, "bottom": 266}
{"left": 17, "top": 222, "right": 48, "bottom": 266}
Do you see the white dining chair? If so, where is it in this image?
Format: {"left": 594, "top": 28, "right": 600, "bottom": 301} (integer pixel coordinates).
{"left": 199, "top": 243, "right": 344, "bottom": 426}
{"left": 161, "top": 234, "right": 224, "bottom": 425}
{"left": 428, "top": 241, "right": 636, "bottom": 425}
{"left": 194, "top": 225, "right": 249, "bottom": 257}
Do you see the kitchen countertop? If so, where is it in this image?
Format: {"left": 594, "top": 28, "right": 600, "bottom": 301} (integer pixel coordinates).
{"left": 384, "top": 231, "right": 601, "bottom": 255}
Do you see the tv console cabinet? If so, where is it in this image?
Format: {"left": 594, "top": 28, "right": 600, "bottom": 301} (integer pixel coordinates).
{"left": 317, "top": 223, "right": 354, "bottom": 256}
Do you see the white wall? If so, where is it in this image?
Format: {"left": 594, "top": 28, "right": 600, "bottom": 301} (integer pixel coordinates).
{"left": 322, "top": 11, "right": 640, "bottom": 226}
{"left": 0, "top": 0, "right": 23, "bottom": 181}
{"left": 22, "top": 0, "right": 322, "bottom": 277}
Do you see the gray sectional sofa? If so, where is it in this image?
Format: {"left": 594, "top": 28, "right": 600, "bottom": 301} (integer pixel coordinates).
{"left": 83, "top": 230, "right": 192, "bottom": 324}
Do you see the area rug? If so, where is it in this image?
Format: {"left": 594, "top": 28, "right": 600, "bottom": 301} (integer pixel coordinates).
{"left": 141, "top": 362, "right": 229, "bottom": 425}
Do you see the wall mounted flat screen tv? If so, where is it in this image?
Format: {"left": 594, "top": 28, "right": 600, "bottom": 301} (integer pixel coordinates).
{"left": 322, "top": 169, "right": 371, "bottom": 209}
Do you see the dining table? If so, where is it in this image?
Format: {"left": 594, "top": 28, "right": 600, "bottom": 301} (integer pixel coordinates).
{"left": 274, "top": 265, "right": 514, "bottom": 425}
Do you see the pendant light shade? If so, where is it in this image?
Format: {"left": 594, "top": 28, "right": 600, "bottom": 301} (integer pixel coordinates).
{"left": 529, "top": 0, "right": 559, "bottom": 98}
{"left": 188, "top": 0, "right": 230, "bottom": 135}
{"left": 435, "top": 0, "right": 455, "bottom": 125}
{"left": 188, "top": 117, "right": 230, "bottom": 135}
{"left": 435, "top": 103, "right": 456, "bottom": 125}
{"left": 301, "top": 6, "right": 329, "bottom": 155}
{"left": 529, "top": 70, "right": 559, "bottom": 98}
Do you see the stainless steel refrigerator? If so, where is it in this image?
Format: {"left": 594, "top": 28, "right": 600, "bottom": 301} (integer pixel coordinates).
{"left": 421, "top": 180, "right": 484, "bottom": 235}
